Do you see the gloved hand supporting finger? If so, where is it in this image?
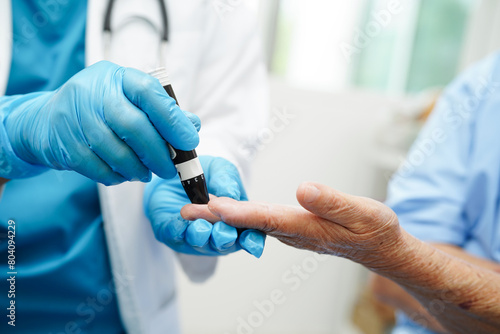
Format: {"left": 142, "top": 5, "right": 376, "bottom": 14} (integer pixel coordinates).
{"left": 210, "top": 222, "right": 238, "bottom": 251}
{"left": 239, "top": 229, "right": 266, "bottom": 258}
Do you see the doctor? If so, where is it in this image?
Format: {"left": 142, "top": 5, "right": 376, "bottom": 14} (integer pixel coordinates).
{"left": 0, "top": 0, "right": 267, "bottom": 333}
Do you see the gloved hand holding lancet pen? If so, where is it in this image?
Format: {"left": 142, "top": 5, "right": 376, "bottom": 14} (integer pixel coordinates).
{"left": 150, "top": 68, "right": 210, "bottom": 204}
{"left": 0, "top": 61, "right": 199, "bottom": 184}
{"left": 146, "top": 69, "right": 266, "bottom": 258}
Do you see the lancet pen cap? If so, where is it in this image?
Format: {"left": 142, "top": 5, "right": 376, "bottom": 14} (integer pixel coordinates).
{"left": 149, "top": 68, "right": 171, "bottom": 87}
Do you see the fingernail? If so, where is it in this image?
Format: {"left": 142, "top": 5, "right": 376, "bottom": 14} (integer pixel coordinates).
{"left": 303, "top": 184, "right": 320, "bottom": 203}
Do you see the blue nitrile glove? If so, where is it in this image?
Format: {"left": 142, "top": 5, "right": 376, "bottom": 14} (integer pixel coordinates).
{"left": 144, "top": 156, "right": 266, "bottom": 257}
{"left": 1, "top": 61, "right": 200, "bottom": 184}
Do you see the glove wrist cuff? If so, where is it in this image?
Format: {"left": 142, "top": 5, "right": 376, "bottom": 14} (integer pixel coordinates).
{"left": 0, "top": 112, "right": 48, "bottom": 179}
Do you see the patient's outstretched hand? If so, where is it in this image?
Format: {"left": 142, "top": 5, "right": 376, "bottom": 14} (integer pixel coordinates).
{"left": 182, "top": 182, "right": 404, "bottom": 270}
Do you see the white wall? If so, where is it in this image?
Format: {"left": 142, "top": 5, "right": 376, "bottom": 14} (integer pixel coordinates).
{"left": 460, "top": 0, "right": 500, "bottom": 70}
{"left": 177, "top": 79, "right": 399, "bottom": 334}
{"left": 174, "top": 2, "right": 500, "bottom": 332}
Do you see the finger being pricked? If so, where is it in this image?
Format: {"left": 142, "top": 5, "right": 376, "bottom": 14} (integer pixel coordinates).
{"left": 182, "top": 195, "right": 319, "bottom": 239}
{"left": 181, "top": 202, "right": 221, "bottom": 223}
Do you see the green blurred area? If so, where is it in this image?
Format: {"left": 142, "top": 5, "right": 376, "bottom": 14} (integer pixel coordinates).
{"left": 406, "top": 0, "right": 471, "bottom": 92}
{"left": 352, "top": 0, "right": 475, "bottom": 93}
{"left": 350, "top": 0, "right": 397, "bottom": 92}
{"left": 272, "top": 9, "right": 294, "bottom": 76}
{"left": 271, "top": 0, "right": 477, "bottom": 94}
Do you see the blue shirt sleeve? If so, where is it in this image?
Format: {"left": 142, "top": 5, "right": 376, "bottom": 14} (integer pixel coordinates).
{"left": 386, "top": 52, "right": 500, "bottom": 246}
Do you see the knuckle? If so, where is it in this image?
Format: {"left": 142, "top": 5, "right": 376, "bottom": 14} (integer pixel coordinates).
{"left": 49, "top": 104, "right": 72, "bottom": 126}
{"left": 62, "top": 77, "right": 85, "bottom": 93}
{"left": 116, "top": 112, "right": 145, "bottom": 135}
{"left": 134, "top": 74, "right": 157, "bottom": 95}
{"left": 162, "top": 104, "right": 180, "bottom": 125}
{"left": 84, "top": 127, "right": 106, "bottom": 147}
{"left": 323, "top": 194, "right": 346, "bottom": 218}
{"left": 63, "top": 145, "right": 91, "bottom": 170}
{"left": 113, "top": 145, "right": 132, "bottom": 163}
{"left": 261, "top": 204, "right": 280, "bottom": 233}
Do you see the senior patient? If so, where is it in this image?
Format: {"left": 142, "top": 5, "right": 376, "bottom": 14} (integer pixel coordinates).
{"left": 183, "top": 183, "right": 500, "bottom": 334}
{"left": 183, "top": 52, "right": 500, "bottom": 334}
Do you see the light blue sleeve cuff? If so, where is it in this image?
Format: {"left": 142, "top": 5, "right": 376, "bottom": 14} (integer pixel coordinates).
{"left": 388, "top": 198, "right": 469, "bottom": 247}
{"left": 392, "top": 311, "right": 438, "bottom": 334}
{"left": 0, "top": 111, "right": 48, "bottom": 179}
{"left": 400, "top": 219, "right": 466, "bottom": 246}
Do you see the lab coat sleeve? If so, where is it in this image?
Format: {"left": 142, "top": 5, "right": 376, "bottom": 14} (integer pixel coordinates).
{"left": 188, "top": 2, "right": 269, "bottom": 185}
{"left": 385, "top": 53, "right": 500, "bottom": 246}
{"left": 175, "top": 253, "right": 218, "bottom": 284}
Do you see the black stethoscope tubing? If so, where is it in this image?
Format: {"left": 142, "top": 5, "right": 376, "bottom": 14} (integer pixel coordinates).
{"left": 103, "top": 0, "right": 170, "bottom": 42}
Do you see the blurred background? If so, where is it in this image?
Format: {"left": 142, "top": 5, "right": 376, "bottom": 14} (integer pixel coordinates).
{"left": 177, "top": 1, "right": 500, "bottom": 333}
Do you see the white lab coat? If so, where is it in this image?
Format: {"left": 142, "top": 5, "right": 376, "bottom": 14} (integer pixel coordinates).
{"left": 0, "top": 0, "right": 268, "bottom": 333}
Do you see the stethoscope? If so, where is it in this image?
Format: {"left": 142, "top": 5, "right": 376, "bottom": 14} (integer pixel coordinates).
{"left": 103, "top": 0, "right": 170, "bottom": 68}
